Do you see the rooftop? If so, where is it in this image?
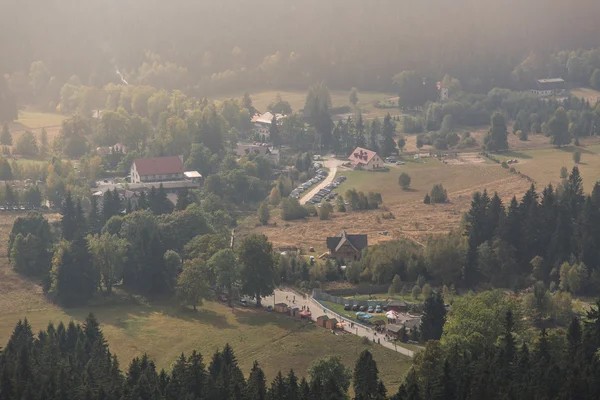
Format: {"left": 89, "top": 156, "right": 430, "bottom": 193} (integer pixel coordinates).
{"left": 326, "top": 230, "right": 368, "bottom": 252}
{"left": 133, "top": 156, "right": 184, "bottom": 176}
{"left": 349, "top": 147, "right": 379, "bottom": 165}
{"left": 537, "top": 78, "right": 565, "bottom": 84}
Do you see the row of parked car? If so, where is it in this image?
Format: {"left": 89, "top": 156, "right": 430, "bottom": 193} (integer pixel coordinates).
{"left": 344, "top": 303, "right": 384, "bottom": 313}
{"left": 0, "top": 204, "right": 39, "bottom": 211}
{"left": 306, "top": 175, "right": 347, "bottom": 205}
{"left": 290, "top": 169, "right": 329, "bottom": 199}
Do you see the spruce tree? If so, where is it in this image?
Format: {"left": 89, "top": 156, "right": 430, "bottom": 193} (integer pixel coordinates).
{"left": 88, "top": 195, "right": 101, "bottom": 234}
{"left": 247, "top": 361, "right": 267, "bottom": 400}
{"left": 420, "top": 291, "right": 447, "bottom": 341}
{"left": 353, "top": 350, "right": 379, "bottom": 400}
{"left": 175, "top": 187, "right": 192, "bottom": 211}
{"left": 60, "top": 191, "right": 77, "bottom": 241}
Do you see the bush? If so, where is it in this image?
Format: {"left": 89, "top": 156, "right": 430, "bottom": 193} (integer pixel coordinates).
{"left": 430, "top": 184, "right": 448, "bottom": 203}
{"left": 501, "top": 161, "right": 509, "bottom": 169}
{"left": 398, "top": 172, "right": 411, "bottom": 190}
{"left": 424, "top": 193, "right": 431, "bottom": 204}
{"left": 318, "top": 203, "right": 333, "bottom": 220}
{"left": 281, "top": 198, "right": 308, "bottom": 221}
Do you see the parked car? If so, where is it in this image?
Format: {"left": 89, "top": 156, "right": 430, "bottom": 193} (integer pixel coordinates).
{"left": 238, "top": 299, "right": 249, "bottom": 307}
{"left": 344, "top": 304, "right": 351, "bottom": 311}
{"left": 367, "top": 306, "right": 374, "bottom": 313}
{"left": 352, "top": 304, "right": 360, "bottom": 311}
{"left": 396, "top": 161, "right": 405, "bottom": 165}
{"left": 375, "top": 305, "right": 382, "bottom": 313}
{"left": 218, "top": 295, "right": 228, "bottom": 302}
{"left": 359, "top": 305, "right": 367, "bottom": 312}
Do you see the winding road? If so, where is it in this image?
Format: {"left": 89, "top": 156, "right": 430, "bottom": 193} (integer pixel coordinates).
{"left": 299, "top": 158, "right": 345, "bottom": 205}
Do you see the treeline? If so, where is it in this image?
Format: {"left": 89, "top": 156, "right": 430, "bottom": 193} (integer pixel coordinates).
{"left": 407, "top": 85, "right": 600, "bottom": 150}
{"left": 2, "top": 0, "right": 600, "bottom": 98}
{"left": 8, "top": 189, "right": 245, "bottom": 306}
{"left": 0, "top": 314, "right": 393, "bottom": 400}
{"left": 396, "top": 298, "right": 600, "bottom": 400}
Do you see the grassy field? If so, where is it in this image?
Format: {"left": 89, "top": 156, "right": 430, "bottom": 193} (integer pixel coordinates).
{"left": 570, "top": 87, "right": 600, "bottom": 103}
{"left": 214, "top": 89, "right": 397, "bottom": 119}
{"left": 9, "top": 110, "right": 66, "bottom": 130}
{"left": 0, "top": 214, "right": 410, "bottom": 390}
{"left": 494, "top": 143, "right": 600, "bottom": 192}
{"left": 250, "top": 155, "right": 531, "bottom": 251}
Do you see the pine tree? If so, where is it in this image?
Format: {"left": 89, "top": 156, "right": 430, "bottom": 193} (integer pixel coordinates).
{"left": 269, "top": 116, "right": 281, "bottom": 148}
{"left": 381, "top": 113, "right": 397, "bottom": 157}
{"left": 420, "top": 291, "right": 447, "bottom": 341}
{"left": 60, "top": 191, "right": 77, "bottom": 241}
{"left": 88, "top": 195, "right": 101, "bottom": 234}
{"left": 353, "top": 350, "right": 379, "bottom": 400}
{"left": 137, "top": 190, "right": 149, "bottom": 210}
{"left": 175, "top": 187, "right": 192, "bottom": 211}
{"left": 268, "top": 371, "right": 287, "bottom": 400}
{"left": 1, "top": 123, "right": 12, "bottom": 146}
{"left": 484, "top": 112, "right": 508, "bottom": 151}
{"left": 247, "top": 361, "right": 267, "bottom": 400}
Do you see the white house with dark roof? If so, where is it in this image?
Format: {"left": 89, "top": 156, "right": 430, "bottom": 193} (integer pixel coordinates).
{"left": 130, "top": 156, "right": 185, "bottom": 183}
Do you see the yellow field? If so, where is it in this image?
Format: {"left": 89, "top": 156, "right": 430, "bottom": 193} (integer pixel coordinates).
{"left": 495, "top": 143, "right": 600, "bottom": 192}
{"left": 250, "top": 157, "right": 531, "bottom": 252}
{"left": 9, "top": 110, "right": 66, "bottom": 130}
{"left": 0, "top": 213, "right": 410, "bottom": 389}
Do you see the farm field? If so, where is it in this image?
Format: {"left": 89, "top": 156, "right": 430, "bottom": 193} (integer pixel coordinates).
{"left": 570, "top": 87, "right": 600, "bottom": 103}
{"left": 9, "top": 110, "right": 66, "bottom": 130}
{"left": 252, "top": 157, "right": 531, "bottom": 252}
{"left": 0, "top": 214, "right": 410, "bottom": 390}
{"left": 494, "top": 143, "right": 600, "bottom": 192}
{"left": 214, "top": 89, "right": 397, "bottom": 119}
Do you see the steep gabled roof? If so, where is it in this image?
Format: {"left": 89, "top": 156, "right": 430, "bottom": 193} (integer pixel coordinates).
{"left": 133, "top": 156, "right": 184, "bottom": 176}
{"left": 349, "top": 147, "right": 379, "bottom": 165}
{"left": 326, "top": 230, "right": 368, "bottom": 252}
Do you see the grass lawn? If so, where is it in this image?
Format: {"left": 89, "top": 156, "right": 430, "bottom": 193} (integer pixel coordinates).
{"left": 494, "top": 144, "right": 600, "bottom": 192}
{"left": 10, "top": 110, "right": 66, "bottom": 130}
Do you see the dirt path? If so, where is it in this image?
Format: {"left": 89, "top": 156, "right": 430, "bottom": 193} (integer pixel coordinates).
{"left": 300, "top": 158, "right": 344, "bottom": 205}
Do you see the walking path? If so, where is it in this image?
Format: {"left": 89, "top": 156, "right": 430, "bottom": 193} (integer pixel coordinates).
{"left": 264, "top": 288, "right": 415, "bottom": 358}
{"left": 299, "top": 158, "right": 344, "bottom": 205}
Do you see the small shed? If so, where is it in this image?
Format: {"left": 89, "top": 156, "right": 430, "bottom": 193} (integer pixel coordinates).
{"left": 289, "top": 305, "right": 301, "bottom": 317}
{"left": 274, "top": 303, "right": 289, "bottom": 313}
{"left": 325, "top": 318, "right": 339, "bottom": 330}
{"left": 316, "top": 315, "right": 329, "bottom": 328}
{"left": 386, "top": 323, "right": 404, "bottom": 339}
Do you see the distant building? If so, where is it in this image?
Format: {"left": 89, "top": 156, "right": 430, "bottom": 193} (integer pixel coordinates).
{"left": 251, "top": 112, "right": 284, "bottom": 141}
{"left": 96, "top": 143, "right": 128, "bottom": 156}
{"left": 236, "top": 143, "right": 280, "bottom": 165}
{"left": 386, "top": 300, "right": 408, "bottom": 313}
{"left": 130, "top": 156, "right": 185, "bottom": 184}
{"left": 326, "top": 230, "right": 368, "bottom": 261}
{"left": 531, "top": 78, "right": 566, "bottom": 97}
{"left": 348, "top": 147, "right": 384, "bottom": 170}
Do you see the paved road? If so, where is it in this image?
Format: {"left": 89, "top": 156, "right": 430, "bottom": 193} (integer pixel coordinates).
{"left": 299, "top": 158, "right": 344, "bottom": 205}
{"left": 264, "top": 288, "right": 415, "bottom": 358}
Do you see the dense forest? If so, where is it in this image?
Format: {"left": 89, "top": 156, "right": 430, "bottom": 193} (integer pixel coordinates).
{"left": 2, "top": 0, "right": 600, "bottom": 98}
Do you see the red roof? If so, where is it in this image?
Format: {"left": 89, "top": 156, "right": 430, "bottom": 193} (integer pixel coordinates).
{"left": 133, "top": 156, "right": 184, "bottom": 176}
{"left": 349, "top": 147, "right": 378, "bottom": 165}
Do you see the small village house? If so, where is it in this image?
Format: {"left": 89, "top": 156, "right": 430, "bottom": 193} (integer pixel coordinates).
{"left": 236, "top": 143, "right": 280, "bottom": 165}
{"left": 289, "top": 305, "right": 301, "bottom": 317}
{"left": 316, "top": 315, "right": 329, "bottom": 328}
{"left": 251, "top": 111, "right": 285, "bottom": 142}
{"left": 348, "top": 147, "right": 384, "bottom": 170}
{"left": 386, "top": 324, "right": 404, "bottom": 340}
{"left": 274, "top": 303, "right": 289, "bottom": 313}
{"left": 326, "top": 230, "right": 368, "bottom": 261}
{"left": 130, "top": 156, "right": 185, "bottom": 184}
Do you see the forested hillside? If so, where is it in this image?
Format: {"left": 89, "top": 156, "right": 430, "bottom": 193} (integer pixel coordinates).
{"left": 2, "top": 0, "right": 600, "bottom": 95}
